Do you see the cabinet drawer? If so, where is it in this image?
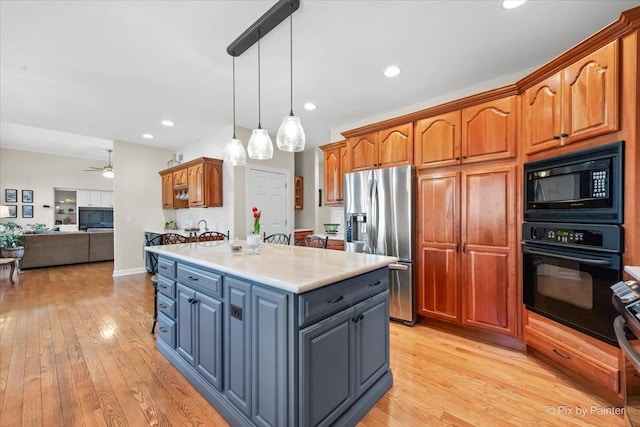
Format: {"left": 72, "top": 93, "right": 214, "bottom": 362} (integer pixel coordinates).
{"left": 326, "top": 239, "right": 344, "bottom": 251}
{"left": 158, "top": 313, "right": 176, "bottom": 348}
{"left": 158, "top": 293, "right": 176, "bottom": 319}
{"left": 298, "top": 268, "right": 388, "bottom": 327}
{"left": 177, "top": 263, "right": 223, "bottom": 299}
{"left": 526, "top": 329, "right": 619, "bottom": 393}
{"left": 158, "top": 257, "right": 176, "bottom": 278}
{"left": 157, "top": 275, "right": 176, "bottom": 299}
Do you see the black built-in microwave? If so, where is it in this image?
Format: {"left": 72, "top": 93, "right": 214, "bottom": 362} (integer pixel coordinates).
{"left": 524, "top": 141, "right": 624, "bottom": 224}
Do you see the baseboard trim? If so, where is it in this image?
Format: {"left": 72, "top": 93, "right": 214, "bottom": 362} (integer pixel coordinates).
{"left": 112, "top": 267, "right": 147, "bottom": 277}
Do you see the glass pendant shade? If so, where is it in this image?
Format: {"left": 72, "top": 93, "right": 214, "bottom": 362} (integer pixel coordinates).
{"left": 247, "top": 128, "right": 273, "bottom": 159}
{"left": 225, "top": 138, "right": 247, "bottom": 166}
{"left": 276, "top": 115, "right": 305, "bottom": 152}
{"left": 102, "top": 168, "right": 114, "bottom": 179}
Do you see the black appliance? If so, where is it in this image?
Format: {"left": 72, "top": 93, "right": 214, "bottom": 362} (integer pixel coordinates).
{"left": 522, "top": 222, "right": 623, "bottom": 346}
{"left": 524, "top": 141, "right": 624, "bottom": 223}
{"left": 78, "top": 207, "right": 114, "bottom": 230}
{"left": 611, "top": 281, "right": 640, "bottom": 426}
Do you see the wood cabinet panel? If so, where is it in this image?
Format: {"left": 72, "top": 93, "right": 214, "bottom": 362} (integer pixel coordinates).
{"left": 324, "top": 146, "right": 342, "bottom": 205}
{"left": 462, "top": 96, "right": 517, "bottom": 164}
{"left": 461, "top": 165, "right": 517, "bottom": 336}
{"left": 414, "top": 111, "right": 461, "bottom": 169}
{"left": 349, "top": 132, "right": 378, "bottom": 171}
{"left": 188, "top": 164, "right": 204, "bottom": 207}
{"left": 326, "top": 239, "right": 344, "bottom": 251}
{"left": 378, "top": 123, "right": 413, "bottom": 167}
{"left": 417, "top": 171, "right": 460, "bottom": 321}
{"left": 161, "top": 173, "right": 174, "bottom": 209}
{"left": 522, "top": 74, "right": 563, "bottom": 154}
{"left": 173, "top": 169, "right": 188, "bottom": 187}
{"left": 294, "top": 176, "right": 303, "bottom": 210}
{"left": 563, "top": 40, "right": 619, "bottom": 145}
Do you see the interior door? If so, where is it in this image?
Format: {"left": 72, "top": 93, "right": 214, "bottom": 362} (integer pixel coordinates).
{"left": 246, "top": 166, "right": 290, "bottom": 238}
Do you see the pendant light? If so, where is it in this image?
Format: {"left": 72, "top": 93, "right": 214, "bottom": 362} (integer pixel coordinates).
{"left": 276, "top": 12, "right": 305, "bottom": 152}
{"left": 225, "top": 56, "right": 247, "bottom": 166}
{"left": 247, "top": 36, "right": 274, "bottom": 160}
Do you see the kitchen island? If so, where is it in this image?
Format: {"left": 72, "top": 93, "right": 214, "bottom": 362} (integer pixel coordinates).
{"left": 146, "top": 241, "right": 397, "bottom": 427}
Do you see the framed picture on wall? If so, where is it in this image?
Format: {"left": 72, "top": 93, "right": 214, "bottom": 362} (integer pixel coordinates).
{"left": 6, "top": 205, "right": 17, "bottom": 218}
{"left": 22, "top": 205, "right": 33, "bottom": 218}
{"left": 22, "top": 189, "right": 33, "bottom": 203}
{"left": 5, "top": 189, "right": 17, "bottom": 203}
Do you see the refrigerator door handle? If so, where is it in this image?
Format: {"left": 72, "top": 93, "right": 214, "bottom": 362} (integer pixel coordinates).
{"left": 389, "top": 263, "right": 409, "bottom": 270}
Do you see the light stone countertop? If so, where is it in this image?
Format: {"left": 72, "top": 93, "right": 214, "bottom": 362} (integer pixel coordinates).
{"left": 626, "top": 266, "right": 640, "bottom": 281}
{"left": 145, "top": 241, "right": 397, "bottom": 294}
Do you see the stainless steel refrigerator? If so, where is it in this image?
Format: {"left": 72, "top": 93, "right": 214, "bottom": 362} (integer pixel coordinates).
{"left": 344, "top": 165, "right": 416, "bottom": 325}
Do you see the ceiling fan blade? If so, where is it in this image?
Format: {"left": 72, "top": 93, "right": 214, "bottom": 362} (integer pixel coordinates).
{"left": 83, "top": 169, "right": 102, "bottom": 172}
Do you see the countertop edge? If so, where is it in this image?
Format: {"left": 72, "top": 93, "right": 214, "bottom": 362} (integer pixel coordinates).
{"left": 145, "top": 246, "right": 397, "bottom": 294}
{"left": 625, "top": 266, "right": 640, "bottom": 281}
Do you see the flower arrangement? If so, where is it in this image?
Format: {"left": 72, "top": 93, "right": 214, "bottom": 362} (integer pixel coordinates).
{"left": 251, "top": 206, "right": 261, "bottom": 235}
{"left": 0, "top": 221, "right": 24, "bottom": 248}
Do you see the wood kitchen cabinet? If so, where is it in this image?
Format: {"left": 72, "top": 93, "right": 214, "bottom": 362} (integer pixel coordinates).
{"left": 161, "top": 172, "right": 174, "bottom": 208}
{"left": 321, "top": 140, "right": 349, "bottom": 206}
{"left": 159, "top": 157, "right": 223, "bottom": 209}
{"left": 414, "top": 96, "right": 516, "bottom": 169}
{"left": 461, "top": 96, "right": 517, "bottom": 164}
{"left": 417, "top": 164, "right": 517, "bottom": 336}
{"left": 348, "top": 123, "right": 413, "bottom": 172}
{"left": 523, "top": 40, "right": 619, "bottom": 154}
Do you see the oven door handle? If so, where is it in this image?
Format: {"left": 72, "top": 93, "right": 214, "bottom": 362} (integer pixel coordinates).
{"left": 521, "top": 247, "right": 612, "bottom": 266}
{"left": 614, "top": 316, "right": 640, "bottom": 372}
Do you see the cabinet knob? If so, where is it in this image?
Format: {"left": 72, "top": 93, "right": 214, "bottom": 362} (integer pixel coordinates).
{"left": 455, "top": 157, "right": 460, "bottom": 161}
{"left": 159, "top": 303, "right": 167, "bottom": 309}
{"left": 561, "top": 132, "right": 569, "bottom": 138}
{"left": 159, "top": 327, "right": 167, "bottom": 333}
{"left": 462, "top": 155, "right": 467, "bottom": 160}
{"left": 187, "top": 297, "right": 194, "bottom": 303}
{"left": 552, "top": 135, "right": 560, "bottom": 140}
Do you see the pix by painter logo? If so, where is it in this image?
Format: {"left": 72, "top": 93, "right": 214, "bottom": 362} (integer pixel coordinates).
{"left": 546, "top": 405, "right": 624, "bottom": 417}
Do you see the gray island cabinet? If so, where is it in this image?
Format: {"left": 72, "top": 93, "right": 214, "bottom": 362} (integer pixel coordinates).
{"left": 147, "top": 242, "right": 396, "bottom": 427}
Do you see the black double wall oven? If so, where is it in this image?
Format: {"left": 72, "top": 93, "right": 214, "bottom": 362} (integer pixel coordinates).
{"left": 522, "top": 141, "right": 624, "bottom": 346}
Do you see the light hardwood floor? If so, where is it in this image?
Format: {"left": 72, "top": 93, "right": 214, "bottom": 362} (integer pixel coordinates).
{"left": 0, "top": 262, "right": 626, "bottom": 426}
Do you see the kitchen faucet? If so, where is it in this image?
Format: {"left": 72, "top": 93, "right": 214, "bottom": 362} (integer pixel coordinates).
{"left": 198, "top": 219, "right": 208, "bottom": 232}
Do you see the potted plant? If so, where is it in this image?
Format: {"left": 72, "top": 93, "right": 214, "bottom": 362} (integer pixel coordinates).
{"left": 0, "top": 221, "right": 25, "bottom": 259}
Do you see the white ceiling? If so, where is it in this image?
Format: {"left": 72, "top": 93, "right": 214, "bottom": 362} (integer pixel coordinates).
{"left": 1, "top": 0, "right": 639, "bottom": 163}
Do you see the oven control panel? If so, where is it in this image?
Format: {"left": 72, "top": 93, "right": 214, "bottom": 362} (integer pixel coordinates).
{"left": 523, "top": 222, "right": 622, "bottom": 252}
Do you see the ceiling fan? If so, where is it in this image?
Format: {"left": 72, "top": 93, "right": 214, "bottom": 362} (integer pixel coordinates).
{"left": 84, "top": 149, "right": 114, "bottom": 178}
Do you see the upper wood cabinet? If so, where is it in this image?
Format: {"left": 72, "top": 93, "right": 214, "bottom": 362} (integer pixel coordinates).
{"left": 161, "top": 173, "right": 174, "bottom": 209}
{"left": 415, "top": 97, "right": 516, "bottom": 169}
{"left": 348, "top": 123, "right": 413, "bottom": 172}
{"left": 159, "top": 157, "right": 223, "bottom": 209}
{"left": 321, "top": 141, "right": 349, "bottom": 206}
{"left": 461, "top": 96, "right": 517, "bottom": 164}
{"left": 173, "top": 168, "right": 188, "bottom": 188}
{"left": 414, "top": 111, "right": 461, "bottom": 169}
{"left": 523, "top": 40, "right": 619, "bottom": 154}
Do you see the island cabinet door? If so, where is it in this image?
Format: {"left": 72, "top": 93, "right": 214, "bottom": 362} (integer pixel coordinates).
{"left": 353, "top": 291, "right": 389, "bottom": 398}
{"left": 251, "top": 287, "right": 288, "bottom": 427}
{"left": 196, "top": 292, "right": 223, "bottom": 392}
{"left": 225, "top": 278, "right": 252, "bottom": 418}
{"left": 177, "top": 284, "right": 196, "bottom": 366}
{"left": 299, "top": 308, "right": 355, "bottom": 427}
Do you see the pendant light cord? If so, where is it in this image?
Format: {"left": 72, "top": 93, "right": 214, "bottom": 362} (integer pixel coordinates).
{"left": 232, "top": 56, "right": 236, "bottom": 139}
{"left": 289, "top": 13, "right": 294, "bottom": 117}
{"left": 257, "top": 36, "right": 262, "bottom": 129}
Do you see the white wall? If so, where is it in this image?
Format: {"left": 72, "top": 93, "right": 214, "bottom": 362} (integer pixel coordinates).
{"left": 174, "top": 125, "right": 295, "bottom": 240}
{"left": 112, "top": 140, "right": 173, "bottom": 275}
{"left": 0, "top": 148, "right": 113, "bottom": 228}
{"left": 329, "top": 67, "right": 535, "bottom": 141}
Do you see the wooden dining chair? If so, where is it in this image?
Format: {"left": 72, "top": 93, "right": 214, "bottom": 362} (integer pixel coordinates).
{"left": 302, "top": 235, "right": 329, "bottom": 249}
{"left": 263, "top": 232, "right": 291, "bottom": 245}
{"left": 198, "top": 230, "right": 230, "bottom": 242}
{"left": 146, "top": 233, "right": 189, "bottom": 334}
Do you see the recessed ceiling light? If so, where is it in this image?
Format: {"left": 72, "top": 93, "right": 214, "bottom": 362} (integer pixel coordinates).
{"left": 161, "top": 120, "right": 175, "bottom": 127}
{"left": 502, "top": 0, "right": 527, "bottom": 9}
{"left": 384, "top": 65, "right": 402, "bottom": 78}
{"left": 142, "top": 133, "right": 154, "bottom": 139}
{"left": 304, "top": 102, "right": 317, "bottom": 111}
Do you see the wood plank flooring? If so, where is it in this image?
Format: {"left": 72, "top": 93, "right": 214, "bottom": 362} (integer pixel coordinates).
{"left": 0, "top": 262, "right": 626, "bottom": 426}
